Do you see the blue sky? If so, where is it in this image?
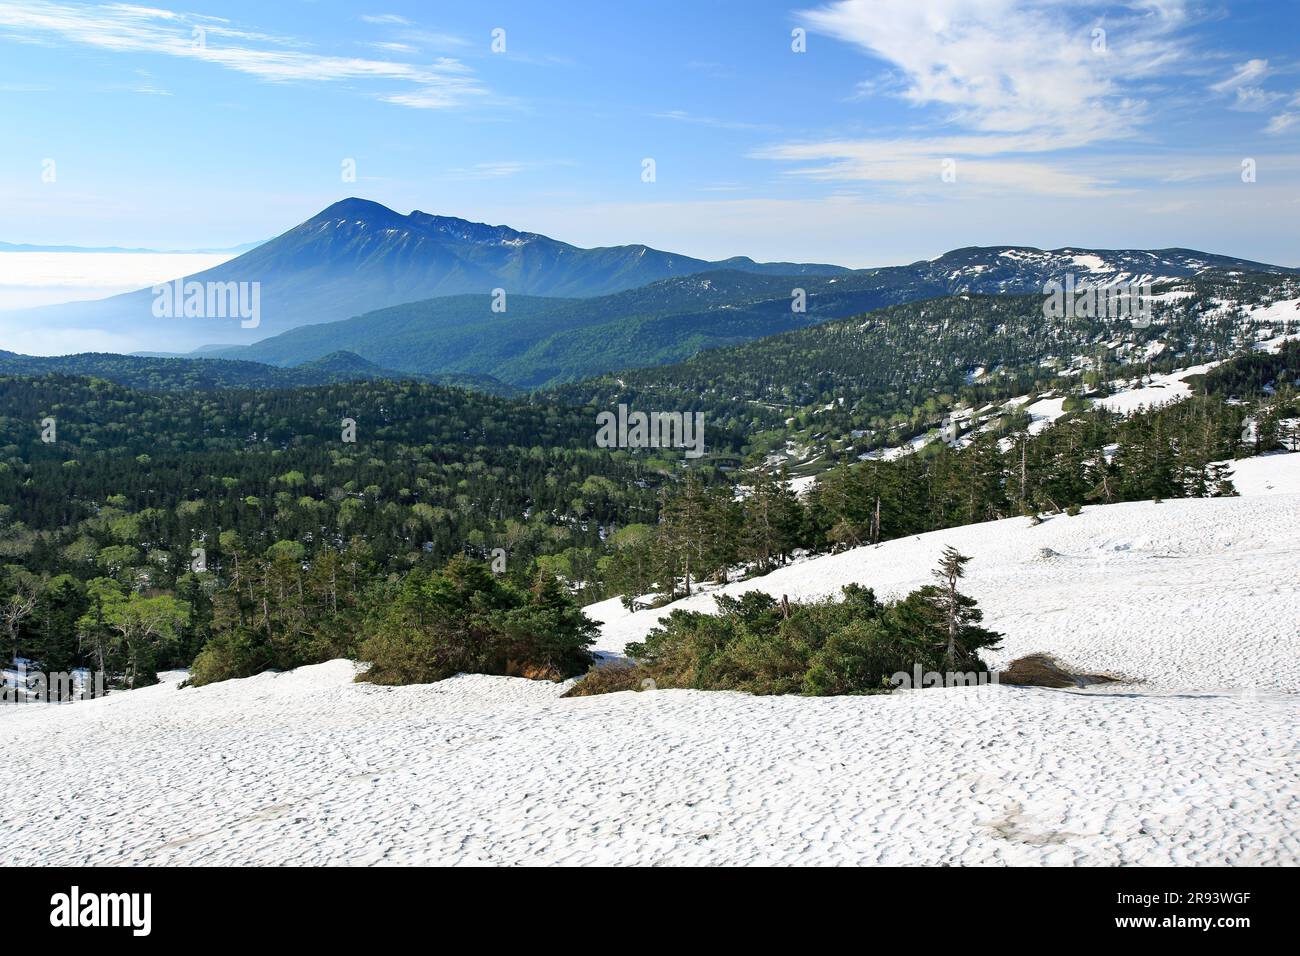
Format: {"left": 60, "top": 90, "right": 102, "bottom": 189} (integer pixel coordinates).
{"left": 1, "top": 0, "right": 1298, "bottom": 266}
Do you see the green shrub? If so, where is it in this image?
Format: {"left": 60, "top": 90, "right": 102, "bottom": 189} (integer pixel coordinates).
{"left": 189, "top": 629, "right": 270, "bottom": 687}
{"left": 572, "top": 553, "right": 1001, "bottom": 697}
{"left": 357, "top": 556, "right": 597, "bottom": 685}
{"left": 802, "top": 618, "right": 913, "bottom": 695}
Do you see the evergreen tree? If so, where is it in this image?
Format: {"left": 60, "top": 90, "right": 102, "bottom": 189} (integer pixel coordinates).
{"left": 739, "top": 469, "right": 803, "bottom": 573}
{"left": 914, "top": 546, "right": 1001, "bottom": 671}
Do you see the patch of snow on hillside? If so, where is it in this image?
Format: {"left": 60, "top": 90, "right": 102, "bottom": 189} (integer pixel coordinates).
{"left": 1219, "top": 451, "right": 1300, "bottom": 496}
{"left": 859, "top": 431, "right": 931, "bottom": 461}
{"left": 788, "top": 474, "right": 818, "bottom": 496}
{"left": 1070, "top": 254, "right": 1107, "bottom": 273}
{"left": 1094, "top": 363, "right": 1217, "bottom": 415}
{"left": 1025, "top": 396, "right": 1068, "bottom": 434}
{"left": 1243, "top": 297, "right": 1300, "bottom": 324}
{"left": 0, "top": 656, "right": 1292, "bottom": 865}
{"left": 1147, "top": 289, "right": 1195, "bottom": 303}
{"left": 590, "top": 495, "right": 1300, "bottom": 692}
{"left": 2, "top": 497, "right": 1296, "bottom": 866}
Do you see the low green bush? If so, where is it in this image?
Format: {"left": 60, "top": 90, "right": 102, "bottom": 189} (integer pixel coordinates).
{"left": 357, "top": 555, "right": 597, "bottom": 685}
{"left": 571, "top": 549, "right": 1001, "bottom": 697}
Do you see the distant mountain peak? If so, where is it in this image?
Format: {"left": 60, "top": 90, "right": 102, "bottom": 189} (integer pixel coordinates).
{"left": 408, "top": 210, "right": 543, "bottom": 246}
{"left": 314, "top": 196, "right": 394, "bottom": 217}
{"left": 308, "top": 199, "right": 542, "bottom": 247}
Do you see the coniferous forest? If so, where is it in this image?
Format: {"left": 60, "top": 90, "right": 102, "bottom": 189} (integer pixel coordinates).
{"left": 1, "top": 299, "right": 1296, "bottom": 690}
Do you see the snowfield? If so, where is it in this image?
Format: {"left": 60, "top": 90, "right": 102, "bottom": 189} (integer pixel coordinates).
{"left": 1, "top": 494, "right": 1297, "bottom": 866}
{"left": 591, "top": 491, "right": 1300, "bottom": 691}
{"left": 1094, "top": 363, "right": 1217, "bottom": 415}
{"left": 1223, "top": 451, "right": 1300, "bottom": 496}
{"left": 0, "top": 662, "right": 1293, "bottom": 866}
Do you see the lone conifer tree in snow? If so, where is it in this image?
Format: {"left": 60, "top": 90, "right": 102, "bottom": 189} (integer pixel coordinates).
{"left": 916, "top": 546, "right": 1000, "bottom": 673}
{"left": 933, "top": 546, "right": 970, "bottom": 668}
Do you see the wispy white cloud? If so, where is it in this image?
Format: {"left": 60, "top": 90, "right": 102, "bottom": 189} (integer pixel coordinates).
{"left": 755, "top": 0, "right": 1201, "bottom": 197}
{"left": 390, "top": 29, "right": 471, "bottom": 50}
{"left": 444, "top": 160, "right": 572, "bottom": 180}
{"left": 366, "top": 41, "right": 417, "bottom": 55}
{"left": 446, "top": 162, "right": 530, "bottom": 180}
{"left": 1209, "top": 58, "right": 1285, "bottom": 114}
{"left": 798, "top": 0, "right": 1193, "bottom": 142}
{"left": 1210, "top": 58, "right": 1269, "bottom": 93}
{"left": 1230, "top": 86, "right": 1284, "bottom": 112}
{"left": 1265, "top": 113, "right": 1299, "bottom": 135}
{"left": 0, "top": 1, "right": 489, "bottom": 109}
{"left": 752, "top": 135, "right": 1111, "bottom": 197}
{"left": 1208, "top": 59, "right": 1300, "bottom": 135}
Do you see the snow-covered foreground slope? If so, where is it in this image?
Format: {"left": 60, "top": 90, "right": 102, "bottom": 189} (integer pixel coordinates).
{"left": 0, "top": 661, "right": 1294, "bottom": 865}
{"left": 1, "top": 494, "right": 1296, "bottom": 866}
{"left": 589, "top": 493, "right": 1300, "bottom": 690}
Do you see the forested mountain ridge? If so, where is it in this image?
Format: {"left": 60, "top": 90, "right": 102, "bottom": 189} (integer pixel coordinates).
{"left": 549, "top": 270, "right": 1300, "bottom": 471}
{"left": 197, "top": 272, "right": 844, "bottom": 384}
{"left": 183, "top": 246, "right": 1298, "bottom": 388}
{"left": 913, "top": 245, "right": 1295, "bottom": 286}
{"left": 0, "top": 349, "right": 511, "bottom": 393}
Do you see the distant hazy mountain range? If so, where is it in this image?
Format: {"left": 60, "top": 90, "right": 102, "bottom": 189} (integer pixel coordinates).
{"left": 0, "top": 240, "right": 263, "bottom": 254}
{"left": 4, "top": 196, "right": 1295, "bottom": 376}
{"left": 3, "top": 198, "right": 845, "bottom": 352}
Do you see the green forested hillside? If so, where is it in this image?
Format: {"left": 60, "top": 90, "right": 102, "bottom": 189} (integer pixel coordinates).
{"left": 5, "top": 341, "right": 1292, "bottom": 688}
{"left": 197, "top": 271, "right": 851, "bottom": 384}
{"left": 189, "top": 246, "right": 1298, "bottom": 388}
{"left": 0, "top": 349, "right": 508, "bottom": 393}
{"left": 0, "top": 371, "right": 681, "bottom": 686}
{"left": 0, "top": 374, "right": 666, "bottom": 567}
{"left": 1, "top": 272, "right": 1296, "bottom": 692}
{"left": 549, "top": 271, "right": 1300, "bottom": 466}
